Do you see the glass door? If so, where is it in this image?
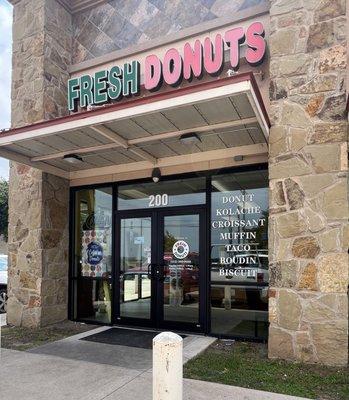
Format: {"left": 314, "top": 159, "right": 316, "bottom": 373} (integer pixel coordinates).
{"left": 158, "top": 210, "right": 205, "bottom": 332}
{"left": 116, "top": 208, "right": 205, "bottom": 332}
{"left": 118, "top": 213, "right": 154, "bottom": 325}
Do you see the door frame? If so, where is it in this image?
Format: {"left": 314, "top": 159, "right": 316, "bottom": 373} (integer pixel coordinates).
{"left": 114, "top": 205, "right": 206, "bottom": 333}
{"left": 115, "top": 208, "right": 156, "bottom": 329}
{"left": 156, "top": 207, "right": 206, "bottom": 333}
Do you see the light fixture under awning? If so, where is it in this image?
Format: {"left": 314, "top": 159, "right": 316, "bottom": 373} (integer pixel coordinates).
{"left": 0, "top": 73, "right": 270, "bottom": 183}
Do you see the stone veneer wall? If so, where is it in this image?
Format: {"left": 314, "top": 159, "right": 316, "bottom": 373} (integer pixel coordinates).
{"left": 72, "top": 0, "right": 268, "bottom": 63}
{"left": 7, "top": 0, "right": 71, "bottom": 327}
{"left": 268, "top": 0, "right": 348, "bottom": 366}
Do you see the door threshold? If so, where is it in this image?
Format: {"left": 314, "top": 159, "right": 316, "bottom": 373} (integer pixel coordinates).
{"left": 112, "top": 323, "right": 206, "bottom": 337}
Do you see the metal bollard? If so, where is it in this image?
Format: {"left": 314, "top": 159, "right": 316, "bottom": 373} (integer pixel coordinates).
{"left": 153, "top": 331, "right": 183, "bottom": 400}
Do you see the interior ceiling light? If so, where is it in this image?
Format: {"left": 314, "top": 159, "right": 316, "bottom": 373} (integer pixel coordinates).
{"left": 63, "top": 154, "right": 83, "bottom": 164}
{"left": 151, "top": 167, "right": 161, "bottom": 183}
{"left": 179, "top": 132, "right": 201, "bottom": 144}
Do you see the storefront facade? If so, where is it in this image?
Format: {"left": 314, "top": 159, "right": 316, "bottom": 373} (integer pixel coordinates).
{"left": 2, "top": 0, "right": 348, "bottom": 366}
{"left": 71, "top": 166, "right": 269, "bottom": 340}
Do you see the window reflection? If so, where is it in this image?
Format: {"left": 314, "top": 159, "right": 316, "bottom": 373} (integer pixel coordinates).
{"left": 74, "top": 188, "right": 113, "bottom": 278}
{"left": 120, "top": 217, "right": 152, "bottom": 319}
{"left": 118, "top": 177, "right": 206, "bottom": 210}
{"left": 76, "top": 279, "right": 112, "bottom": 323}
{"left": 210, "top": 170, "right": 268, "bottom": 339}
{"left": 73, "top": 187, "right": 113, "bottom": 324}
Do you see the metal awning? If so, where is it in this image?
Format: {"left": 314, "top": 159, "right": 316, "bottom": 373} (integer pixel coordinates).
{"left": 0, "top": 73, "right": 269, "bottom": 185}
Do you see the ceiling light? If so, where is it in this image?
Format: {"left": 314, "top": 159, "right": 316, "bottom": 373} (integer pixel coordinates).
{"left": 63, "top": 154, "right": 83, "bottom": 164}
{"left": 179, "top": 132, "right": 201, "bottom": 144}
{"left": 151, "top": 168, "right": 161, "bottom": 183}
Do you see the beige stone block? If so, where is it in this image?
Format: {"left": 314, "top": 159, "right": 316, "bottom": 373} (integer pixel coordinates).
{"left": 317, "top": 253, "right": 348, "bottom": 293}
{"left": 275, "top": 239, "right": 291, "bottom": 261}
{"left": 268, "top": 326, "right": 295, "bottom": 360}
{"left": 280, "top": 102, "right": 312, "bottom": 128}
{"left": 298, "top": 174, "right": 335, "bottom": 197}
{"left": 319, "top": 228, "right": 340, "bottom": 252}
{"left": 278, "top": 290, "right": 301, "bottom": 330}
{"left": 337, "top": 294, "right": 348, "bottom": 319}
{"left": 306, "top": 144, "right": 341, "bottom": 173}
{"left": 270, "top": 1, "right": 303, "bottom": 16}
{"left": 303, "top": 299, "right": 336, "bottom": 322}
{"left": 270, "top": 28, "right": 299, "bottom": 56}
{"left": 307, "top": 20, "right": 336, "bottom": 52}
{"left": 41, "top": 304, "right": 67, "bottom": 326}
{"left": 295, "top": 331, "right": 316, "bottom": 363}
{"left": 314, "top": 0, "right": 346, "bottom": 22}
{"left": 305, "top": 207, "right": 325, "bottom": 233}
{"left": 269, "top": 297, "right": 277, "bottom": 323}
{"left": 21, "top": 307, "right": 42, "bottom": 328}
{"left": 47, "top": 263, "right": 68, "bottom": 279}
{"left": 6, "top": 296, "right": 24, "bottom": 326}
{"left": 276, "top": 211, "right": 307, "bottom": 238}
{"left": 310, "top": 320, "right": 348, "bottom": 366}
{"left": 270, "top": 137, "right": 288, "bottom": 158}
{"left": 340, "top": 224, "right": 349, "bottom": 251}
{"left": 298, "top": 75, "right": 337, "bottom": 95}
{"left": 322, "top": 180, "right": 348, "bottom": 219}
{"left": 274, "top": 54, "right": 312, "bottom": 78}
{"left": 289, "top": 128, "right": 307, "bottom": 151}
{"left": 270, "top": 156, "right": 312, "bottom": 179}
{"left": 270, "top": 180, "right": 286, "bottom": 207}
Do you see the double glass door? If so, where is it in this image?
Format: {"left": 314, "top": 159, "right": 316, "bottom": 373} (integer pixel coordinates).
{"left": 117, "top": 208, "right": 205, "bottom": 332}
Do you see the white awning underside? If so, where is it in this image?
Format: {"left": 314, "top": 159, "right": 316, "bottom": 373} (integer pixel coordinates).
{"left": 0, "top": 79, "right": 269, "bottom": 185}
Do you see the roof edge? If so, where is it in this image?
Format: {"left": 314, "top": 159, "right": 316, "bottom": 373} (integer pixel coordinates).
{"left": 0, "top": 72, "right": 270, "bottom": 138}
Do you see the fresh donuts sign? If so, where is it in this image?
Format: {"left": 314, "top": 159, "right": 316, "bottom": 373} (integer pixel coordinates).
{"left": 68, "top": 22, "right": 266, "bottom": 112}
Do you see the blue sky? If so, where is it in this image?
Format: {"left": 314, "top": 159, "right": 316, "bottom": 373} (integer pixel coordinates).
{"left": 0, "top": 0, "right": 12, "bottom": 180}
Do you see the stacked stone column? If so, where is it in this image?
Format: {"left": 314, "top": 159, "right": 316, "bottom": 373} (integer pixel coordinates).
{"left": 7, "top": 0, "right": 72, "bottom": 327}
{"left": 268, "top": 0, "right": 348, "bottom": 366}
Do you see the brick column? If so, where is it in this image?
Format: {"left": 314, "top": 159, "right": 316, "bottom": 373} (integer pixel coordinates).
{"left": 7, "top": 0, "right": 72, "bottom": 327}
{"left": 268, "top": 0, "right": 348, "bottom": 366}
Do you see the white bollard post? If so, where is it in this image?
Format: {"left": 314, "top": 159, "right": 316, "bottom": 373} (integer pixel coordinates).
{"left": 153, "top": 331, "right": 183, "bottom": 400}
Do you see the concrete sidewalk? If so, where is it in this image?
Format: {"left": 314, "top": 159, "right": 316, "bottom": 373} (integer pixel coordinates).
{"left": 0, "top": 327, "right": 309, "bottom": 400}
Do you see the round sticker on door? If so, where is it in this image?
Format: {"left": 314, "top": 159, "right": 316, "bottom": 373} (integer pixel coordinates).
{"left": 172, "top": 240, "right": 189, "bottom": 259}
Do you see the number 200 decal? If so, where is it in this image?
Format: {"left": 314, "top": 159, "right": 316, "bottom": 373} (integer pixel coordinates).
{"left": 149, "top": 194, "right": 168, "bottom": 207}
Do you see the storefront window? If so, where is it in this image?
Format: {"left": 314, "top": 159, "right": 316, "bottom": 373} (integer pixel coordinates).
{"left": 118, "top": 177, "right": 206, "bottom": 210}
{"left": 210, "top": 170, "right": 268, "bottom": 338}
{"left": 73, "top": 187, "right": 112, "bottom": 323}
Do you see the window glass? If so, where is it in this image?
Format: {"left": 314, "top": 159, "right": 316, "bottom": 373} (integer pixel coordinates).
{"left": 210, "top": 170, "right": 268, "bottom": 338}
{"left": 120, "top": 217, "right": 152, "bottom": 319}
{"left": 75, "top": 279, "right": 112, "bottom": 323}
{"left": 74, "top": 187, "right": 112, "bottom": 279}
{"left": 118, "top": 177, "right": 206, "bottom": 210}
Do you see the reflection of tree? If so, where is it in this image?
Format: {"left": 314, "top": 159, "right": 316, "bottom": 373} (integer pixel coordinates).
{"left": 164, "top": 230, "right": 177, "bottom": 252}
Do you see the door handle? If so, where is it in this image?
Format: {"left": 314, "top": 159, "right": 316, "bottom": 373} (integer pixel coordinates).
{"left": 147, "top": 263, "right": 153, "bottom": 278}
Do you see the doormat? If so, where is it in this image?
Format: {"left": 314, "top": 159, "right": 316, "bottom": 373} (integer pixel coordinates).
{"left": 81, "top": 328, "right": 187, "bottom": 349}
